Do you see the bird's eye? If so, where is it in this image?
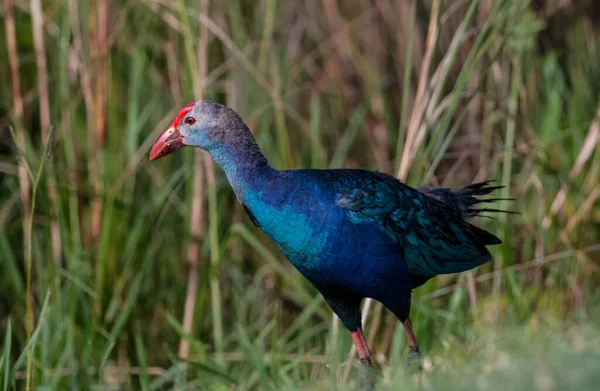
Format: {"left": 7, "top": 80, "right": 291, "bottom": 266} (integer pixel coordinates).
{"left": 184, "top": 117, "right": 195, "bottom": 125}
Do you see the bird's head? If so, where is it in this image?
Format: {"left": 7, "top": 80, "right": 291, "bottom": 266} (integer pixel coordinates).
{"left": 149, "top": 100, "right": 235, "bottom": 161}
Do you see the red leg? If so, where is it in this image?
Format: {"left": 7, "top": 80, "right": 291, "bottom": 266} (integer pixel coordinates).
{"left": 402, "top": 318, "right": 420, "bottom": 366}
{"left": 352, "top": 329, "right": 378, "bottom": 391}
{"left": 402, "top": 319, "right": 419, "bottom": 352}
{"left": 351, "top": 329, "right": 373, "bottom": 365}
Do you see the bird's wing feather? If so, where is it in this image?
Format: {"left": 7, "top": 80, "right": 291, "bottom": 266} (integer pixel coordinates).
{"left": 334, "top": 171, "right": 495, "bottom": 278}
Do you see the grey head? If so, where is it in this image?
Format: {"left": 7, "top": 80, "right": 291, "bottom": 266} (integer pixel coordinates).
{"left": 149, "top": 100, "right": 263, "bottom": 162}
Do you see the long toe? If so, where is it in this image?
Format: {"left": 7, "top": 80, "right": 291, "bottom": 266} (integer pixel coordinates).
{"left": 407, "top": 347, "right": 422, "bottom": 372}
{"left": 359, "top": 363, "right": 377, "bottom": 391}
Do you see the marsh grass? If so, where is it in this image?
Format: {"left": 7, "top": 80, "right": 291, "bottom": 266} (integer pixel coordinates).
{"left": 0, "top": 0, "right": 599, "bottom": 390}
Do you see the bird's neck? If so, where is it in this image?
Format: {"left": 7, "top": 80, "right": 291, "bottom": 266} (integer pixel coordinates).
{"left": 206, "top": 130, "right": 273, "bottom": 200}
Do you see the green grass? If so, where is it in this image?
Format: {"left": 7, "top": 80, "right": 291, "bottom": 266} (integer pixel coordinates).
{"left": 1, "top": 0, "right": 599, "bottom": 390}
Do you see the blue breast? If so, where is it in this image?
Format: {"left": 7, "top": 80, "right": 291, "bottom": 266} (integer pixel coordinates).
{"left": 243, "top": 189, "right": 330, "bottom": 265}
{"left": 241, "top": 171, "right": 411, "bottom": 302}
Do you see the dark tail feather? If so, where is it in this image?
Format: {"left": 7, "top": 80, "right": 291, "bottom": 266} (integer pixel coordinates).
{"left": 470, "top": 224, "right": 502, "bottom": 245}
{"left": 419, "top": 180, "right": 518, "bottom": 219}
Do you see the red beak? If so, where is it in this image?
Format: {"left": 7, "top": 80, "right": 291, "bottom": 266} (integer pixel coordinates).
{"left": 149, "top": 126, "right": 185, "bottom": 161}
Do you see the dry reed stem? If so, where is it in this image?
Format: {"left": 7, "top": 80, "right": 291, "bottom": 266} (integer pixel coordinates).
{"left": 177, "top": 120, "right": 206, "bottom": 356}
{"left": 178, "top": 0, "right": 209, "bottom": 360}
{"left": 164, "top": 41, "right": 182, "bottom": 102}
{"left": 4, "top": 0, "right": 30, "bottom": 266}
{"left": 330, "top": 312, "right": 340, "bottom": 357}
{"left": 426, "top": 9, "right": 470, "bottom": 117}
{"left": 178, "top": 151, "right": 204, "bottom": 359}
{"left": 67, "top": 0, "right": 100, "bottom": 245}
{"left": 366, "top": 303, "right": 383, "bottom": 349}
{"left": 30, "top": 0, "right": 51, "bottom": 142}
{"left": 30, "top": 0, "right": 63, "bottom": 266}
{"left": 94, "top": 0, "right": 109, "bottom": 147}
{"left": 89, "top": 0, "right": 109, "bottom": 241}
{"left": 397, "top": 0, "right": 440, "bottom": 181}
{"left": 4, "top": 0, "right": 36, "bottom": 336}
{"left": 564, "top": 186, "right": 600, "bottom": 235}
{"left": 466, "top": 271, "right": 478, "bottom": 309}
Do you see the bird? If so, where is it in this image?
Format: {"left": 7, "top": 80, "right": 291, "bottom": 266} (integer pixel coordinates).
{"left": 150, "top": 100, "right": 510, "bottom": 369}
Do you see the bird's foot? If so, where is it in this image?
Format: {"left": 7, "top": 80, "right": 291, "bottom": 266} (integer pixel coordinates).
{"left": 407, "top": 347, "right": 422, "bottom": 372}
{"left": 359, "top": 359, "right": 377, "bottom": 391}
{"left": 360, "top": 357, "right": 373, "bottom": 366}
{"left": 360, "top": 356, "right": 382, "bottom": 371}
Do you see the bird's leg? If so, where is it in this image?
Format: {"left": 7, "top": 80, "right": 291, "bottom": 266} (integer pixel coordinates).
{"left": 351, "top": 329, "right": 373, "bottom": 365}
{"left": 351, "top": 329, "right": 376, "bottom": 391}
{"left": 402, "top": 319, "right": 421, "bottom": 367}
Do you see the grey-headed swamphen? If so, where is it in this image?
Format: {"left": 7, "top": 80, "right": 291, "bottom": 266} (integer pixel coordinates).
{"left": 150, "top": 100, "right": 510, "bottom": 382}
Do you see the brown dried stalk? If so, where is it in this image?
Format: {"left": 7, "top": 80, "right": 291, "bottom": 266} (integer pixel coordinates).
{"left": 178, "top": 151, "right": 205, "bottom": 359}
{"left": 95, "top": 0, "right": 109, "bottom": 148}
{"left": 30, "top": 0, "right": 62, "bottom": 266}
{"left": 178, "top": 0, "right": 209, "bottom": 360}
{"left": 164, "top": 41, "right": 182, "bottom": 102}
{"left": 397, "top": 0, "right": 440, "bottom": 181}
{"left": 4, "top": 0, "right": 30, "bottom": 265}
{"left": 88, "top": 0, "right": 109, "bottom": 241}
{"left": 68, "top": 0, "right": 99, "bottom": 245}
{"left": 4, "top": 0, "right": 35, "bottom": 334}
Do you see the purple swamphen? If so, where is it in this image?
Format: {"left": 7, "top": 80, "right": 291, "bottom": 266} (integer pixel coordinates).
{"left": 150, "top": 100, "right": 509, "bottom": 368}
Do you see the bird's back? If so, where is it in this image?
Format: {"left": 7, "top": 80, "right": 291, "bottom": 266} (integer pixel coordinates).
{"left": 329, "top": 169, "right": 501, "bottom": 278}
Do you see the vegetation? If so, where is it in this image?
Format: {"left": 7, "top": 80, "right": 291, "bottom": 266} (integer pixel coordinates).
{"left": 1, "top": 0, "right": 599, "bottom": 389}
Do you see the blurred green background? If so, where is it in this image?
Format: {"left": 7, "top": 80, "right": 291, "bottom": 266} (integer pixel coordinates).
{"left": 1, "top": 0, "right": 599, "bottom": 390}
